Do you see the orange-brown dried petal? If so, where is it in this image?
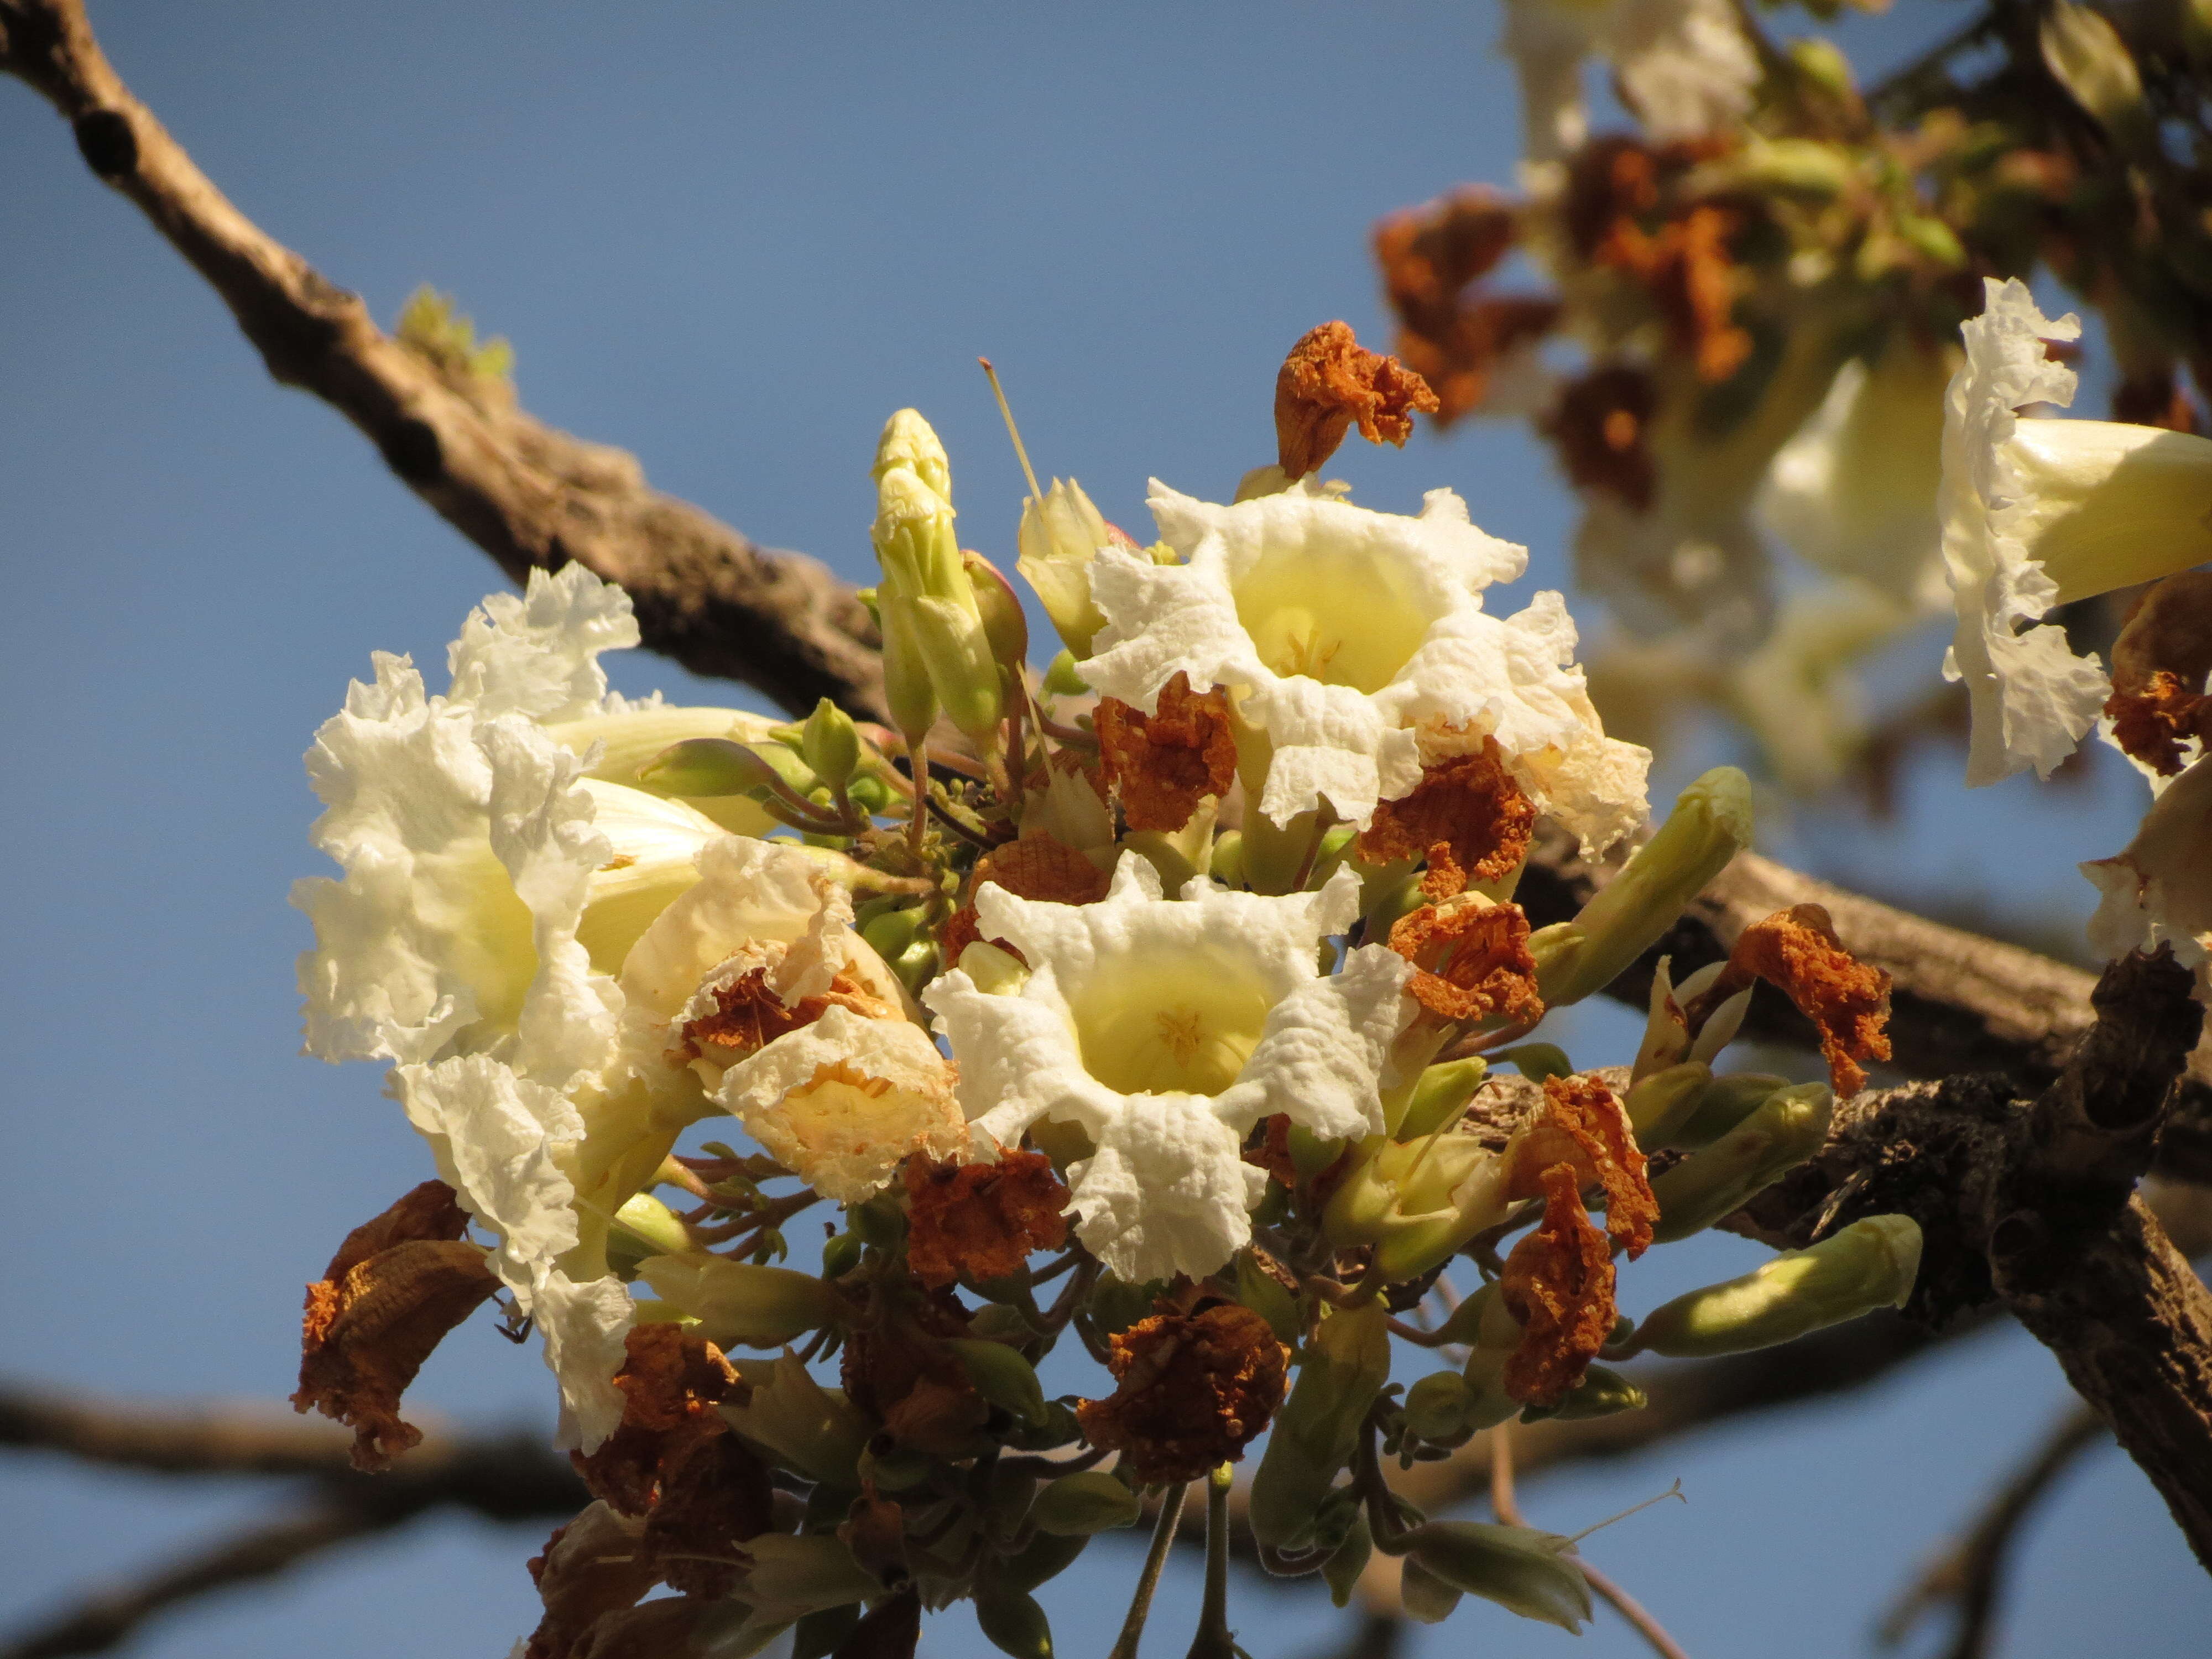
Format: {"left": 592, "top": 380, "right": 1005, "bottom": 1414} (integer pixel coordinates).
{"left": 1357, "top": 739, "right": 1536, "bottom": 899}
{"left": 572, "top": 1324, "right": 744, "bottom": 1515}
{"left": 1077, "top": 1303, "right": 1289, "bottom": 1484}
{"left": 1095, "top": 672, "right": 1238, "bottom": 833}
{"left": 842, "top": 1289, "right": 987, "bottom": 1455}
{"left": 1507, "top": 1074, "right": 1655, "bottom": 1258}
{"left": 904, "top": 1150, "right": 1071, "bottom": 1288}
{"left": 1243, "top": 1114, "right": 1298, "bottom": 1187}
{"left": 1546, "top": 364, "right": 1658, "bottom": 510}
{"left": 292, "top": 1181, "right": 498, "bottom": 1471}
{"left": 1500, "top": 1163, "right": 1616, "bottom": 1407}
{"left": 1695, "top": 904, "right": 1892, "bottom": 1096}
{"left": 1374, "top": 188, "right": 1557, "bottom": 426}
{"left": 1387, "top": 897, "right": 1543, "bottom": 1025}
{"left": 1275, "top": 319, "right": 1441, "bottom": 479}
{"left": 642, "top": 1433, "right": 775, "bottom": 1597}
{"left": 674, "top": 965, "right": 887, "bottom": 1066}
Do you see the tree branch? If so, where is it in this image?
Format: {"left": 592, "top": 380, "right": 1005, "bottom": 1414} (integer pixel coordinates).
{"left": 0, "top": 0, "right": 885, "bottom": 722}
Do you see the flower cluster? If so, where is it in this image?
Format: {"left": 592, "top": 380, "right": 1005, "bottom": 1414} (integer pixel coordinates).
{"left": 289, "top": 336, "right": 1927, "bottom": 1657}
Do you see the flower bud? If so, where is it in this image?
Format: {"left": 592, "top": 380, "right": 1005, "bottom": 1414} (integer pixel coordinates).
{"left": 974, "top": 1584, "right": 1053, "bottom": 1659}
{"left": 721, "top": 1354, "right": 870, "bottom": 1486}
{"left": 638, "top": 1255, "right": 842, "bottom": 1348}
{"left": 1670, "top": 1071, "right": 1793, "bottom": 1149}
{"left": 1649, "top": 1081, "right": 1832, "bottom": 1244}
{"left": 945, "top": 1338, "right": 1052, "bottom": 1428}
{"left": 873, "top": 406, "right": 952, "bottom": 501}
{"left": 639, "top": 735, "right": 800, "bottom": 800}
{"left": 879, "top": 597, "right": 939, "bottom": 751}
{"left": 1394, "top": 1057, "right": 1488, "bottom": 1140}
{"left": 1624, "top": 1061, "right": 1712, "bottom": 1147}
{"left": 1519, "top": 1363, "right": 1646, "bottom": 1422}
{"left": 1029, "top": 1469, "right": 1144, "bottom": 1536}
{"left": 610, "top": 1191, "right": 692, "bottom": 1259}
{"left": 859, "top": 904, "right": 923, "bottom": 963}
{"left": 1402, "top": 1370, "right": 1475, "bottom": 1442}
{"left": 1041, "top": 649, "right": 1090, "bottom": 697}
{"left": 1396, "top": 1554, "right": 1462, "bottom": 1625}
{"left": 1626, "top": 1214, "right": 1923, "bottom": 1357}
{"left": 1249, "top": 1302, "right": 1391, "bottom": 1550}
{"left": 1017, "top": 479, "right": 1112, "bottom": 656}
{"left": 801, "top": 698, "right": 863, "bottom": 794}
{"left": 963, "top": 551, "right": 1031, "bottom": 675}
{"left": 872, "top": 418, "right": 1004, "bottom": 750}
{"left": 1534, "top": 769, "right": 1752, "bottom": 1007}
{"left": 1383, "top": 1522, "right": 1592, "bottom": 1633}
{"left": 1321, "top": 1511, "right": 1373, "bottom": 1609}
{"left": 995, "top": 1527, "right": 1089, "bottom": 1592}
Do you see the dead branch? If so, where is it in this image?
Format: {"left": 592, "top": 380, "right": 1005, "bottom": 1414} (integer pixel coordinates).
{"left": 1875, "top": 1402, "right": 2107, "bottom": 1659}
{"left": 0, "top": 0, "right": 885, "bottom": 722}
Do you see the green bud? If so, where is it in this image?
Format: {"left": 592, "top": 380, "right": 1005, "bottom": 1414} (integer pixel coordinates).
{"left": 1042, "top": 648, "right": 1090, "bottom": 697}
{"left": 996, "top": 1526, "right": 1089, "bottom": 1592}
{"left": 1522, "top": 1363, "right": 1646, "bottom": 1422}
{"left": 1735, "top": 137, "right": 1855, "bottom": 196}
{"left": 800, "top": 698, "right": 863, "bottom": 793}
{"left": 820, "top": 1232, "right": 864, "bottom": 1281}
{"left": 722, "top": 1354, "right": 871, "bottom": 1487}
{"left": 1005, "top": 1398, "right": 1083, "bottom": 1452}
{"left": 958, "top": 940, "right": 1030, "bottom": 996}
{"left": 1670, "top": 1071, "right": 1792, "bottom": 1149}
{"left": 732, "top": 1534, "right": 882, "bottom": 1621}
{"left": 1395, "top": 1057, "right": 1486, "bottom": 1141}
{"left": 879, "top": 596, "right": 938, "bottom": 749}
{"left": 637, "top": 1255, "right": 841, "bottom": 1348}
{"left": 1491, "top": 1042, "right": 1572, "bottom": 1083}
{"left": 859, "top": 905, "right": 923, "bottom": 963}
{"left": 855, "top": 1441, "right": 936, "bottom": 1491}
{"left": 1402, "top": 1370, "right": 1475, "bottom": 1442}
{"left": 1396, "top": 1554, "right": 1463, "bottom": 1625}
{"left": 873, "top": 407, "right": 952, "bottom": 501}
{"left": 848, "top": 1194, "right": 906, "bottom": 1249}
{"left": 1624, "top": 1061, "right": 1712, "bottom": 1147}
{"left": 1896, "top": 215, "right": 1966, "bottom": 271}
{"left": 893, "top": 937, "right": 940, "bottom": 998}
{"left": 2040, "top": 1, "right": 2145, "bottom": 133}
{"left": 1089, "top": 1273, "right": 1162, "bottom": 1336}
{"left": 791, "top": 1603, "right": 862, "bottom": 1659}
{"left": 1627, "top": 1214, "right": 1923, "bottom": 1357}
{"left": 1322, "top": 1511, "right": 1373, "bottom": 1609}
{"left": 639, "top": 736, "right": 793, "bottom": 800}
{"left": 1649, "top": 1082, "right": 1832, "bottom": 1244}
{"left": 848, "top": 773, "right": 895, "bottom": 815}
{"left": 963, "top": 551, "right": 1031, "bottom": 673}
{"left": 1030, "top": 1469, "right": 1144, "bottom": 1536}
{"left": 1432, "top": 1282, "right": 1505, "bottom": 1349}
{"left": 1235, "top": 1249, "right": 1302, "bottom": 1345}
{"left": 1536, "top": 768, "right": 1752, "bottom": 1007}
{"left": 611, "top": 1192, "right": 693, "bottom": 1258}
{"left": 1788, "top": 36, "right": 1855, "bottom": 98}
{"left": 974, "top": 1583, "right": 1052, "bottom": 1659}
{"left": 1208, "top": 830, "right": 1247, "bottom": 891}
{"left": 945, "top": 1339, "right": 1052, "bottom": 1427}
{"left": 1249, "top": 1301, "right": 1391, "bottom": 1551}
{"left": 1385, "top": 1522, "right": 1592, "bottom": 1633}
{"left": 1017, "top": 479, "right": 1112, "bottom": 655}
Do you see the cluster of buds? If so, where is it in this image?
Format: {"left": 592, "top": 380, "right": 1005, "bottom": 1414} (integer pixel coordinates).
{"left": 1375, "top": 0, "right": 2212, "bottom": 802}
{"left": 287, "top": 324, "right": 1927, "bottom": 1659}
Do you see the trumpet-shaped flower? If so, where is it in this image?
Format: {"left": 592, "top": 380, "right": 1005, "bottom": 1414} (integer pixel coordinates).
{"left": 1501, "top": 0, "right": 1759, "bottom": 165}
{"left": 1081, "top": 480, "right": 1648, "bottom": 850}
{"left": 1938, "top": 278, "right": 2212, "bottom": 785}
{"left": 926, "top": 859, "right": 1415, "bottom": 1281}
{"left": 619, "top": 834, "right": 963, "bottom": 1199}
{"left": 2082, "top": 754, "right": 2212, "bottom": 982}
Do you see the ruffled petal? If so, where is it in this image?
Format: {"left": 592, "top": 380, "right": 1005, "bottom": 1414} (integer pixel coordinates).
{"left": 1063, "top": 1095, "right": 1266, "bottom": 1283}
{"left": 446, "top": 562, "right": 641, "bottom": 724}
{"left": 1218, "top": 943, "right": 1415, "bottom": 1141}
{"left": 533, "top": 1265, "right": 637, "bottom": 1453}
{"left": 391, "top": 1056, "right": 584, "bottom": 1283}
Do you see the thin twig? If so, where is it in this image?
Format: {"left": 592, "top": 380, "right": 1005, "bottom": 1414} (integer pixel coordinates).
{"left": 1109, "top": 1482, "right": 1191, "bottom": 1659}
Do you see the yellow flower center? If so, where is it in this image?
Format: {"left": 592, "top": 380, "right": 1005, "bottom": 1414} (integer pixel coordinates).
{"left": 1069, "top": 963, "right": 1274, "bottom": 1097}
{"left": 1231, "top": 543, "right": 1440, "bottom": 693}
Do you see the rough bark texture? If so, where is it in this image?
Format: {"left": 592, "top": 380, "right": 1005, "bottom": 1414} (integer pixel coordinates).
{"left": 0, "top": 0, "right": 886, "bottom": 723}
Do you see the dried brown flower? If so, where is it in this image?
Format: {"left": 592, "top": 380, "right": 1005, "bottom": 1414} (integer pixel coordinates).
{"left": 842, "top": 1289, "right": 988, "bottom": 1456}
{"left": 1078, "top": 1301, "right": 1290, "bottom": 1484}
{"left": 1500, "top": 1163, "right": 1616, "bottom": 1407}
{"left": 1356, "top": 739, "right": 1536, "bottom": 899}
{"left": 1508, "top": 1074, "right": 1655, "bottom": 1259}
{"left": 2104, "top": 572, "right": 2212, "bottom": 776}
{"left": 523, "top": 1503, "right": 658, "bottom": 1659}
{"left": 1545, "top": 365, "right": 1658, "bottom": 511}
{"left": 572, "top": 1323, "right": 747, "bottom": 1516}
{"left": 291, "top": 1180, "right": 499, "bottom": 1470}
{"left": 1693, "top": 904, "right": 1893, "bottom": 1095}
{"left": 904, "top": 1149, "right": 1071, "bottom": 1287}
{"left": 1387, "top": 895, "right": 1544, "bottom": 1025}
{"left": 1095, "top": 672, "right": 1239, "bottom": 834}
{"left": 642, "top": 1433, "right": 775, "bottom": 1598}
{"left": 673, "top": 964, "right": 890, "bottom": 1067}
{"left": 941, "top": 830, "right": 1113, "bottom": 965}
{"left": 1375, "top": 189, "right": 1559, "bottom": 425}
{"left": 1275, "top": 320, "right": 1440, "bottom": 478}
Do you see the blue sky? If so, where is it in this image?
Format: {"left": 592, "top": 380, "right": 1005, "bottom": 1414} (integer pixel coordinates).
{"left": 1, "top": 5, "right": 2199, "bottom": 1657}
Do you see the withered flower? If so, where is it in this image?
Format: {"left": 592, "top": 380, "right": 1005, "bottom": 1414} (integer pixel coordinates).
{"left": 1274, "top": 320, "right": 1441, "bottom": 479}
{"left": 1094, "top": 672, "right": 1239, "bottom": 834}
{"left": 572, "top": 1323, "right": 747, "bottom": 1516}
{"left": 1506, "top": 1073, "right": 1655, "bottom": 1259}
{"left": 642, "top": 1433, "right": 775, "bottom": 1597}
{"left": 1500, "top": 1164, "right": 1616, "bottom": 1407}
{"left": 1078, "top": 1301, "right": 1290, "bottom": 1484}
{"left": 1356, "top": 737, "right": 1537, "bottom": 898}
{"left": 904, "top": 1150, "right": 1071, "bottom": 1288}
{"left": 1545, "top": 365, "right": 1658, "bottom": 512}
{"left": 941, "top": 830, "right": 1113, "bottom": 966}
{"left": 292, "top": 1179, "right": 499, "bottom": 1471}
{"left": 842, "top": 1288, "right": 989, "bottom": 1456}
{"left": 1688, "top": 903, "right": 1892, "bottom": 1095}
{"left": 1374, "top": 188, "right": 1555, "bottom": 425}
{"left": 1387, "top": 894, "right": 1545, "bottom": 1025}
{"left": 2103, "top": 572, "right": 2212, "bottom": 778}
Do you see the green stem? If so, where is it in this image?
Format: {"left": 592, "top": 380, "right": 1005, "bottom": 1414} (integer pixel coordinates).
{"left": 1108, "top": 1483, "right": 1190, "bottom": 1659}
{"left": 1186, "top": 1465, "right": 1237, "bottom": 1659}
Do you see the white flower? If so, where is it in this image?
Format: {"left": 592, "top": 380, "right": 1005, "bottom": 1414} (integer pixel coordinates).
{"left": 1081, "top": 480, "right": 1648, "bottom": 850}
{"left": 1502, "top": 0, "right": 1759, "bottom": 165}
{"left": 925, "top": 859, "right": 1413, "bottom": 1282}
{"left": 619, "top": 834, "right": 963, "bottom": 1199}
{"left": 2081, "top": 754, "right": 2212, "bottom": 983}
{"left": 1757, "top": 343, "right": 1957, "bottom": 615}
{"left": 1938, "top": 278, "right": 2212, "bottom": 785}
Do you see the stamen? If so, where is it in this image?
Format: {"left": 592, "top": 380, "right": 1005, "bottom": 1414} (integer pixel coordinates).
{"left": 979, "top": 356, "right": 1044, "bottom": 502}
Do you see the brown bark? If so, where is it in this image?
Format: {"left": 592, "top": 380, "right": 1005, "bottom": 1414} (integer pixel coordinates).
{"left": 0, "top": 0, "right": 885, "bottom": 722}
